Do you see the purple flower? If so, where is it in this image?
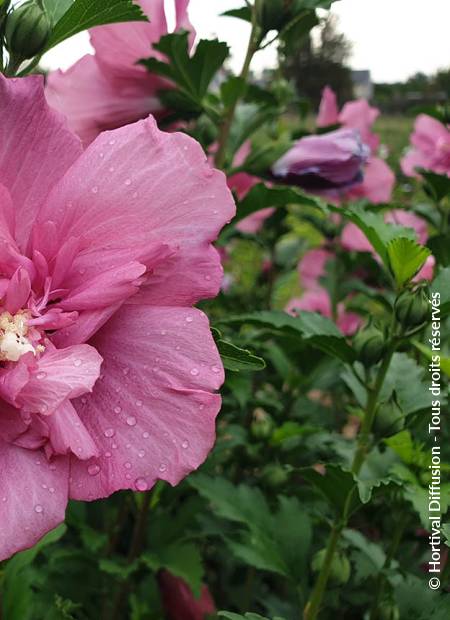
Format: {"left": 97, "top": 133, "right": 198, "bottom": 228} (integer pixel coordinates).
{"left": 271, "top": 128, "right": 370, "bottom": 191}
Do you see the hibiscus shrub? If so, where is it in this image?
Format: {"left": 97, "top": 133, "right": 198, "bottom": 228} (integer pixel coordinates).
{"left": 0, "top": 1, "right": 449, "bottom": 619}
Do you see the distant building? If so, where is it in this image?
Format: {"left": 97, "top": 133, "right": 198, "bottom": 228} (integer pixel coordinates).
{"left": 352, "top": 70, "right": 373, "bottom": 100}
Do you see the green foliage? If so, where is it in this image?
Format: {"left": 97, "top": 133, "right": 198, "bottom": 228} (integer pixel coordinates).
{"left": 45, "top": 0, "right": 147, "bottom": 50}
{"left": 140, "top": 32, "right": 229, "bottom": 119}
{"left": 387, "top": 238, "right": 431, "bottom": 287}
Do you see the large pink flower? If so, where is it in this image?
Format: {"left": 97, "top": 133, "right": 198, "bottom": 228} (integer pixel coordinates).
{"left": 46, "top": 0, "right": 194, "bottom": 145}
{"left": 316, "top": 87, "right": 394, "bottom": 204}
{"left": 0, "top": 75, "right": 234, "bottom": 560}
{"left": 401, "top": 114, "right": 450, "bottom": 177}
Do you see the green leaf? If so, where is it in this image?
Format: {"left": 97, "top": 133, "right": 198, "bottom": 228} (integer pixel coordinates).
{"left": 217, "top": 339, "right": 266, "bottom": 372}
{"left": 356, "top": 447, "right": 402, "bottom": 503}
{"left": 431, "top": 267, "right": 450, "bottom": 316}
{"left": 442, "top": 523, "right": 450, "bottom": 548}
{"left": 46, "top": 0, "right": 147, "bottom": 50}
{"left": 42, "top": 0, "right": 73, "bottom": 24}
{"left": 142, "top": 542, "right": 204, "bottom": 597}
{"left": 218, "top": 310, "right": 355, "bottom": 363}
{"left": 2, "top": 525, "right": 66, "bottom": 620}
{"left": 387, "top": 238, "right": 431, "bottom": 287}
{"left": 300, "top": 465, "right": 361, "bottom": 516}
{"left": 342, "top": 529, "right": 387, "bottom": 582}
{"left": 420, "top": 169, "right": 450, "bottom": 202}
{"left": 336, "top": 203, "right": 416, "bottom": 269}
{"left": 140, "top": 32, "right": 229, "bottom": 116}
{"left": 221, "top": 7, "right": 252, "bottom": 22}
{"left": 413, "top": 341, "right": 450, "bottom": 378}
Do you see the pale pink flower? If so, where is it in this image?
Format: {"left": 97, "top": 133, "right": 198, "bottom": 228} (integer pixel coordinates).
{"left": 0, "top": 75, "right": 234, "bottom": 560}
{"left": 316, "top": 87, "right": 394, "bottom": 204}
{"left": 46, "top": 0, "right": 194, "bottom": 145}
{"left": 401, "top": 114, "right": 450, "bottom": 177}
{"left": 298, "top": 248, "right": 333, "bottom": 289}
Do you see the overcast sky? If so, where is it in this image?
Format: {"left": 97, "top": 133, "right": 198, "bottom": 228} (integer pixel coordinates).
{"left": 43, "top": 0, "right": 450, "bottom": 83}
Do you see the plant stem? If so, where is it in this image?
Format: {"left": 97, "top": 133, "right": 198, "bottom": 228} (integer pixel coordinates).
{"left": 214, "top": 1, "right": 261, "bottom": 169}
{"left": 109, "top": 492, "right": 152, "bottom": 620}
{"left": 369, "top": 517, "right": 405, "bottom": 620}
{"left": 303, "top": 345, "right": 396, "bottom": 620}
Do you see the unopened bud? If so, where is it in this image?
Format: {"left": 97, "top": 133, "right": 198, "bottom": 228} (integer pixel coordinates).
{"left": 6, "top": 1, "right": 51, "bottom": 61}
{"left": 311, "top": 548, "right": 351, "bottom": 585}
{"left": 394, "top": 288, "right": 429, "bottom": 329}
{"left": 250, "top": 408, "right": 274, "bottom": 440}
{"left": 353, "top": 322, "right": 385, "bottom": 366}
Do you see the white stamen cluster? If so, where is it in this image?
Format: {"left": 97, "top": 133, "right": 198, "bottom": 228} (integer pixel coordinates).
{"left": 0, "top": 311, "right": 36, "bottom": 362}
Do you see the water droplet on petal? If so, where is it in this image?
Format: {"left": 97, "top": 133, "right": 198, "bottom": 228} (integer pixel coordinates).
{"left": 185, "top": 316, "right": 194, "bottom": 323}
{"left": 104, "top": 428, "right": 115, "bottom": 438}
{"left": 88, "top": 464, "right": 100, "bottom": 476}
{"left": 91, "top": 186, "right": 98, "bottom": 194}
{"left": 36, "top": 372, "right": 47, "bottom": 380}
{"left": 34, "top": 504, "right": 43, "bottom": 514}
{"left": 142, "top": 431, "right": 150, "bottom": 439}
{"left": 135, "top": 478, "right": 148, "bottom": 491}
{"left": 138, "top": 449, "right": 145, "bottom": 458}
{"left": 135, "top": 399, "right": 143, "bottom": 407}
{"left": 124, "top": 462, "right": 132, "bottom": 470}
{"left": 190, "top": 368, "right": 199, "bottom": 376}
{"left": 124, "top": 178, "right": 132, "bottom": 186}
{"left": 114, "top": 406, "right": 122, "bottom": 414}
{"left": 181, "top": 440, "right": 189, "bottom": 449}
{"left": 159, "top": 463, "right": 167, "bottom": 472}
{"left": 211, "top": 365, "right": 221, "bottom": 374}
{"left": 126, "top": 416, "right": 137, "bottom": 427}
{"left": 109, "top": 139, "right": 116, "bottom": 146}
{"left": 73, "top": 359, "right": 82, "bottom": 367}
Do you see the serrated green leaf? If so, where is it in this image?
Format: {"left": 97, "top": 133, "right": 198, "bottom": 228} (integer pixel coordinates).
{"left": 420, "top": 169, "right": 450, "bottom": 202}
{"left": 218, "top": 310, "right": 355, "bottom": 363}
{"left": 140, "top": 32, "right": 228, "bottom": 117}
{"left": 387, "top": 238, "right": 431, "bottom": 287}
{"left": 300, "top": 465, "right": 361, "bottom": 516}
{"left": 46, "top": 0, "right": 147, "bottom": 50}
{"left": 221, "top": 7, "right": 252, "bottom": 22}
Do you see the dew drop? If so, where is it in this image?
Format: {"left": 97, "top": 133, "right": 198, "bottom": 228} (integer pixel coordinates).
{"left": 88, "top": 464, "right": 100, "bottom": 476}
{"left": 190, "top": 368, "right": 199, "bottom": 376}
{"left": 114, "top": 406, "right": 122, "bottom": 414}
{"left": 124, "top": 462, "right": 132, "bottom": 470}
{"left": 34, "top": 504, "right": 43, "bottom": 514}
{"left": 91, "top": 186, "right": 99, "bottom": 194}
{"left": 142, "top": 431, "right": 150, "bottom": 439}
{"left": 109, "top": 139, "right": 116, "bottom": 146}
{"left": 105, "top": 451, "right": 112, "bottom": 458}
{"left": 159, "top": 463, "right": 167, "bottom": 472}
{"left": 124, "top": 178, "right": 132, "bottom": 186}
{"left": 185, "top": 316, "right": 194, "bottom": 323}
{"left": 135, "top": 399, "right": 143, "bottom": 407}
{"left": 36, "top": 372, "right": 47, "bottom": 380}
{"left": 49, "top": 487, "right": 55, "bottom": 494}
{"left": 126, "top": 416, "right": 137, "bottom": 427}
{"left": 181, "top": 440, "right": 189, "bottom": 449}
{"left": 211, "top": 365, "right": 221, "bottom": 374}
{"left": 135, "top": 478, "right": 148, "bottom": 491}
{"left": 138, "top": 449, "right": 145, "bottom": 458}
{"left": 104, "top": 428, "right": 115, "bottom": 438}
{"left": 73, "top": 359, "right": 82, "bottom": 367}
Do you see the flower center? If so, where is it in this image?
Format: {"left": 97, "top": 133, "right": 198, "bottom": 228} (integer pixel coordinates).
{"left": 0, "top": 311, "right": 37, "bottom": 362}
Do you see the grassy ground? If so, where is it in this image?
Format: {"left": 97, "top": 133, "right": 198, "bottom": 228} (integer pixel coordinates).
{"left": 374, "top": 114, "right": 414, "bottom": 172}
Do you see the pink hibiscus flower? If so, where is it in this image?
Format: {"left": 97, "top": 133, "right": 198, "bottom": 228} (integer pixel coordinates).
{"left": 401, "top": 114, "right": 450, "bottom": 178}
{"left": 46, "top": 0, "right": 194, "bottom": 146}
{"left": 316, "top": 86, "right": 395, "bottom": 203}
{"left": 0, "top": 75, "right": 234, "bottom": 561}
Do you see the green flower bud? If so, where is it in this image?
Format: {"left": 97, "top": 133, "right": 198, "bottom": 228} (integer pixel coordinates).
{"left": 353, "top": 322, "right": 385, "bottom": 367}
{"left": 261, "top": 464, "right": 289, "bottom": 488}
{"left": 374, "top": 401, "right": 405, "bottom": 436}
{"left": 250, "top": 408, "right": 274, "bottom": 440}
{"left": 394, "top": 288, "right": 430, "bottom": 329}
{"left": 311, "top": 549, "right": 351, "bottom": 585}
{"left": 378, "top": 601, "right": 400, "bottom": 620}
{"left": 6, "top": 1, "right": 51, "bottom": 61}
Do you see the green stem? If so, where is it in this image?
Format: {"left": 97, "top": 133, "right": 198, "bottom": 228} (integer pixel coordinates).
{"left": 108, "top": 492, "right": 152, "bottom": 620}
{"left": 369, "top": 517, "right": 405, "bottom": 620}
{"left": 214, "top": 1, "right": 261, "bottom": 169}
{"left": 303, "top": 345, "right": 396, "bottom": 620}
{"left": 303, "top": 524, "right": 342, "bottom": 620}
{"left": 4, "top": 55, "right": 24, "bottom": 77}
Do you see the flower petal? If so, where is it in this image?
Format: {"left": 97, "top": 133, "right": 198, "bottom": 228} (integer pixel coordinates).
{"left": 0, "top": 441, "right": 68, "bottom": 561}
{"left": 0, "top": 75, "right": 82, "bottom": 249}
{"left": 68, "top": 305, "right": 223, "bottom": 500}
